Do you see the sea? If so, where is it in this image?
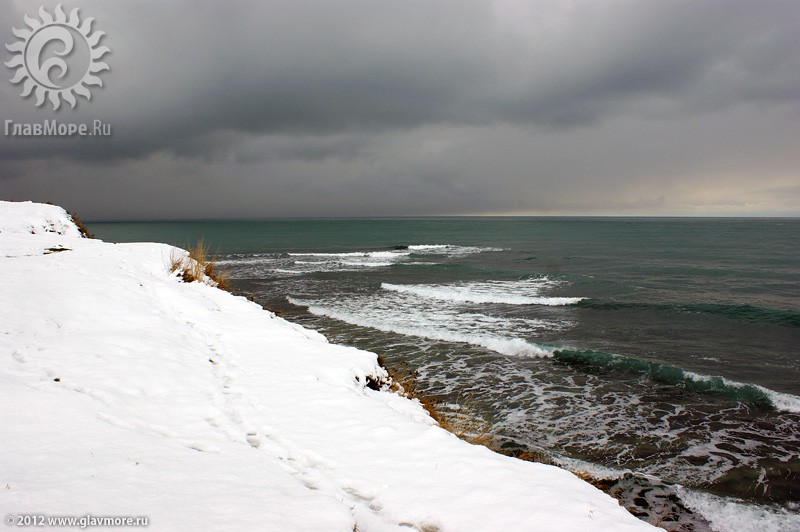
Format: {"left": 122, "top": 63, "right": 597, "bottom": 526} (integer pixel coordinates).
{"left": 90, "top": 217, "right": 800, "bottom": 531}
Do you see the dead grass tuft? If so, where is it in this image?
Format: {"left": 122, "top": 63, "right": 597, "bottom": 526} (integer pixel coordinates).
{"left": 169, "top": 240, "right": 228, "bottom": 290}
{"left": 67, "top": 210, "right": 94, "bottom": 238}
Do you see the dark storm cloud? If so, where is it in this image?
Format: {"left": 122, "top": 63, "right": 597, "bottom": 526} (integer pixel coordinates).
{"left": 1, "top": 0, "right": 799, "bottom": 216}
{"left": 3, "top": 0, "right": 799, "bottom": 161}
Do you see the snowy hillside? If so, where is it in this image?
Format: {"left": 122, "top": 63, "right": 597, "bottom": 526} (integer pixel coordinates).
{"left": 0, "top": 201, "right": 657, "bottom": 531}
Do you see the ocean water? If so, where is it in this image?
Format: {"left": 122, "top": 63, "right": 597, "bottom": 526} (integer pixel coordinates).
{"left": 91, "top": 217, "right": 800, "bottom": 530}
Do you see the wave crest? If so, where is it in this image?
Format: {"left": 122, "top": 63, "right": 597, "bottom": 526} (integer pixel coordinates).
{"left": 553, "top": 349, "right": 800, "bottom": 413}
{"left": 288, "top": 296, "right": 554, "bottom": 358}
{"left": 382, "top": 279, "right": 583, "bottom": 306}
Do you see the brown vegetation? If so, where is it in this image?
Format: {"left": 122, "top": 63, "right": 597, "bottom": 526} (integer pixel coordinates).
{"left": 170, "top": 240, "right": 228, "bottom": 290}
{"left": 67, "top": 210, "right": 94, "bottom": 238}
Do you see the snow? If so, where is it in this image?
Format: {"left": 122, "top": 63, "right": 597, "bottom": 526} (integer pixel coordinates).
{"left": 0, "top": 200, "right": 658, "bottom": 531}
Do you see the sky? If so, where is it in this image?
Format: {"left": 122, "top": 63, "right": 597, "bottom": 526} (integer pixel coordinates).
{"left": 1, "top": 0, "right": 799, "bottom": 219}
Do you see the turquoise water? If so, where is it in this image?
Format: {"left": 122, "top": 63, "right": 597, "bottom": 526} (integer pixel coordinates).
{"left": 91, "top": 217, "right": 800, "bottom": 527}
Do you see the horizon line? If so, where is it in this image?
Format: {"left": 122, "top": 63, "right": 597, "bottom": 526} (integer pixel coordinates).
{"left": 85, "top": 213, "right": 800, "bottom": 223}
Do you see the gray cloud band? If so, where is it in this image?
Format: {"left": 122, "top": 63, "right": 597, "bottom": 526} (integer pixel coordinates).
{"left": 1, "top": 0, "right": 798, "bottom": 217}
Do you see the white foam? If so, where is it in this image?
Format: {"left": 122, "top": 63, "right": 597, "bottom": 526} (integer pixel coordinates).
{"left": 341, "top": 260, "right": 396, "bottom": 267}
{"left": 289, "top": 251, "right": 410, "bottom": 258}
{"left": 283, "top": 250, "right": 409, "bottom": 271}
{"left": 408, "top": 244, "right": 504, "bottom": 254}
{"left": 677, "top": 488, "right": 800, "bottom": 532}
{"left": 685, "top": 371, "right": 800, "bottom": 415}
{"left": 758, "top": 386, "right": 800, "bottom": 415}
{"left": 215, "top": 254, "right": 278, "bottom": 266}
{"left": 288, "top": 296, "right": 555, "bottom": 358}
{"left": 382, "top": 279, "right": 583, "bottom": 306}
{"left": 407, "top": 244, "right": 452, "bottom": 250}
{"left": 555, "top": 456, "right": 631, "bottom": 481}
{"left": 271, "top": 268, "right": 304, "bottom": 276}
{"left": 219, "top": 244, "right": 503, "bottom": 276}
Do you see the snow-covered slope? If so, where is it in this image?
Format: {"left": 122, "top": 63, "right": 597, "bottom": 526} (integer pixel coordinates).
{"left": 0, "top": 201, "right": 658, "bottom": 531}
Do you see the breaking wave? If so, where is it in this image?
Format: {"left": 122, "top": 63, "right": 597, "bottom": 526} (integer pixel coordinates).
{"left": 553, "top": 348, "right": 800, "bottom": 413}
{"left": 677, "top": 488, "right": 800, "bottom": 532}
{"left": 406, "top": 244, "right": 504, "bottom": 254}
{"left": 382, "top": 278, "right": 583, "bottom": 306}
{"left": 218, "top": 244, "right": 503, "bottom": 275}
{"left": 288, "top": 296, "right": 555, "bottom": 358}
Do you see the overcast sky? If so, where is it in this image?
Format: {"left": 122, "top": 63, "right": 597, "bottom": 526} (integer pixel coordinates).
{"left": 1, "top": 0, "right": 798, "bottom": 219}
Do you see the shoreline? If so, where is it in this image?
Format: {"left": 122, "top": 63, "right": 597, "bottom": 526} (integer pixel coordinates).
{"left": 0, "top": 201, "right": 657, "bottom": 531}
{"left": 221, "top": 243, "right": 800, "bottom": 532}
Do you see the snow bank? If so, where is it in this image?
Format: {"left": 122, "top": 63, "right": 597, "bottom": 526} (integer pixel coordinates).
{"left": 0, "top": 201, "right": 658, "bottom": 531}
{"left": 0, "top": 200, "right": 81, "bottom": 238}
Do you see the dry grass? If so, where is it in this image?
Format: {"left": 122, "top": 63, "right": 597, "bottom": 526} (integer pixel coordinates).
{"left": 170, "top": 240, "right": 228, "bottom": 289}
{"left": 67, "top": 210, "right": 94, "bottom": 238}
